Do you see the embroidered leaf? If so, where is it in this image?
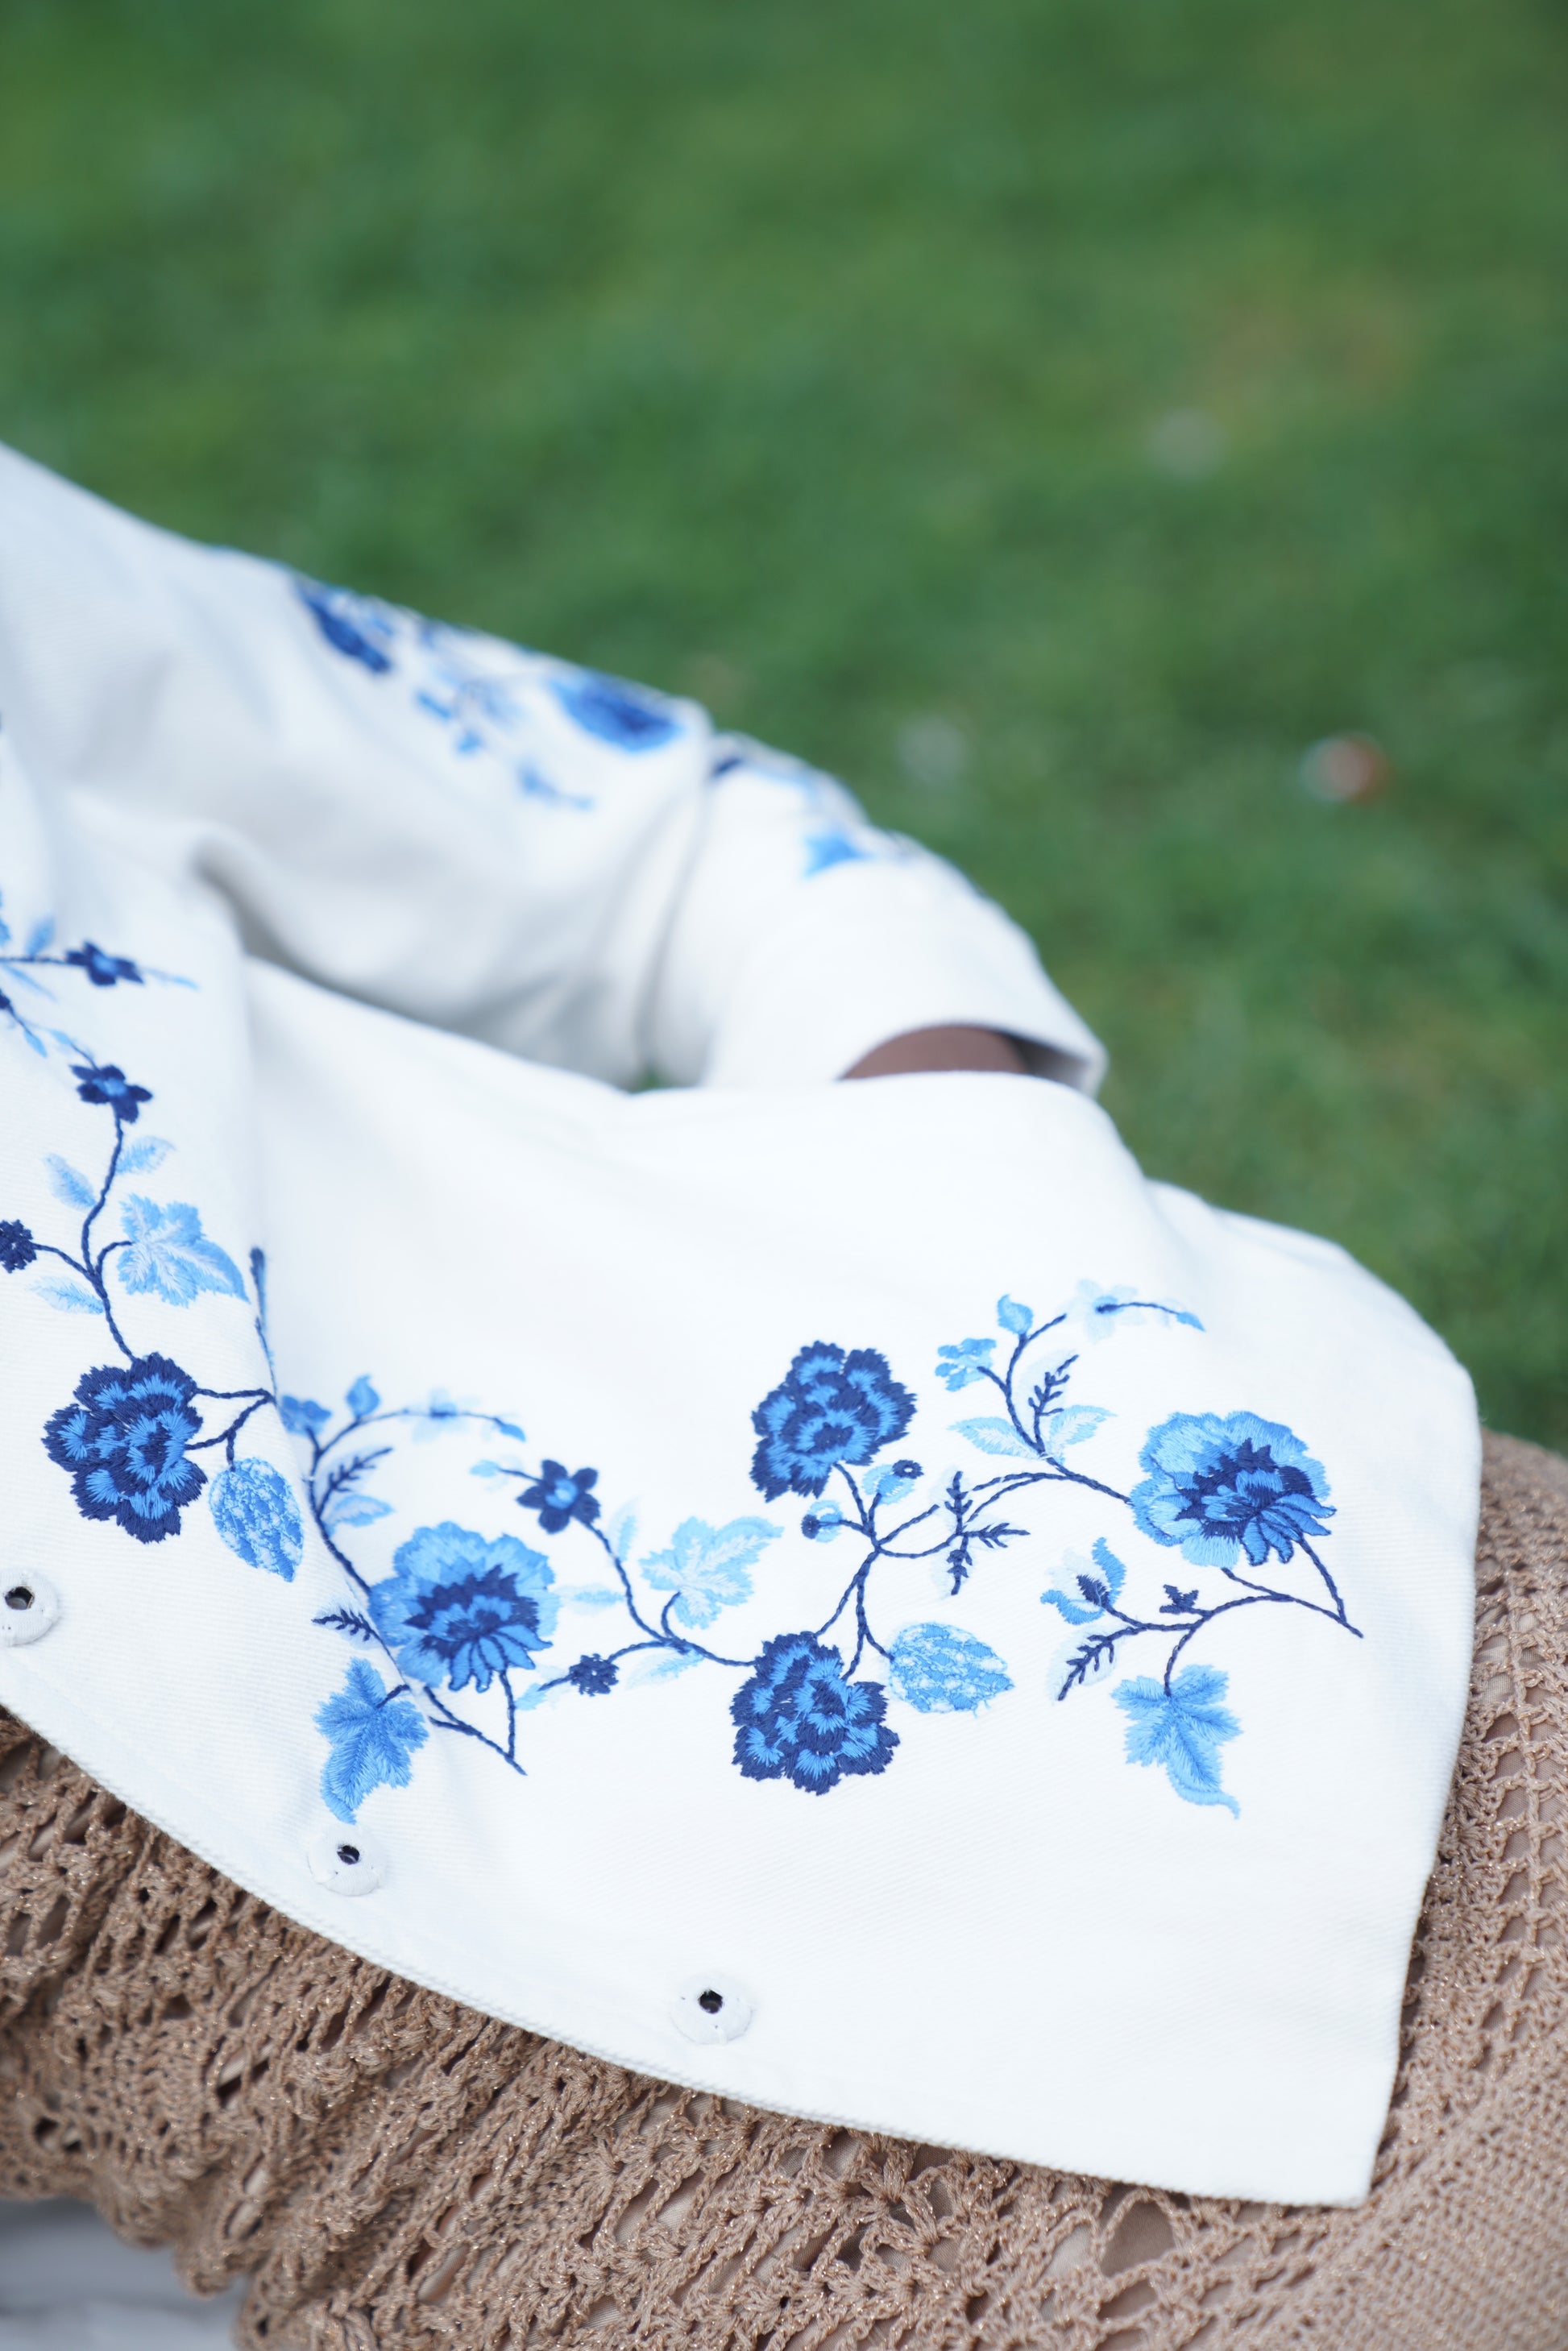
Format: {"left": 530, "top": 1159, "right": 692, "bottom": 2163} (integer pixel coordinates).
{"left": 997, "top": 1295, "right": 1034, "bottom": 1334}
{"left": 115, "top": 1196, "right": 247, "bottom": 1304}
{"left": 45, "top": 1155, "right": 97, "bottom": 1209}
{"left": 118, "top": 1136, "right": 173, "bottom": 1176}
{"left": 515, "top": 1677, "right": 569, "bottom": 1713}
{"left": 951, "top": 1416, "right": 1035, "bottom": 1458}
{"left": 493, "top": 1418, "right": 527, "bottom": 1442}
{"left": 209, "top": 1458, "right": 305, "bottom": 1579}
{"left": 1039, "top": 1405, "right": 1111, "bottom": 1454}
{"left": 345, "top": 1375, "right": 380, "bottom": 1418}
{"left": 313, "top": 1607, "right": 378, "bottom": 1641}
{"left": 33, "top": 1275, "right": 105, "bottom": 1315}
{"left": 23, "top": 915, "right": 55, "bottom": 955}
{"left": 888, "top": 1623, "right": 1013, "bottom": 1714}
{"left": 641, "top": 1516, "right": 781, "bottom": 1629}
{"left": 315, "top": 1660, "right": 428, "bottom": 1823}
{"left": 1043, "top": 1539, "right": 1127, "bottom": 1624}
{"left": 323, "top": 1491, "right": 395, "bottom": 1532}
{"left": 469, "top": 1458, "right": 509, "bottom": 1478}
{"left": 280, "top": 1395, "right": 331, "bottom": 1437}
{"left": 1161, "top": 1583, "right": 1201, "bottom": 1615}
{"left": 1114, "top": 1665, "right": 1241, "bottom": 1814}
{"left": 622, "top": 1644, "right": 706, "bottom": 1686}
{"left": 604, "top": 1502, "right": 638, "bottom": 1563}
{"left": 558, "top": 1585, "right": 624, "bottom": 1611}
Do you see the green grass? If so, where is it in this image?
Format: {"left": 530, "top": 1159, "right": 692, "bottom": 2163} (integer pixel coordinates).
{"left": 2, "top": 0, "right": 1564, "bottom": 1447}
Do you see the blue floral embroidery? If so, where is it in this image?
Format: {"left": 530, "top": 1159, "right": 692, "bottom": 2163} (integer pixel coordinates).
{"left": 0, "top": 1220, "right": 37, "bottom": 1272}
{"left": 7, "top": 918, "right": 1361, "bottom": 1822}
{"left": 296, "top": 583, "right": 395, "bottom": 674}
{"left": 117, "top": 1195, "right": 247, "bottom": 1304}
{"left": 209, "top": 1457, "right": 305, "bottom": 1580}
{"left": 72, "top": 1063, "right": 150, "bottom": 1122}
{"left": 64, "top": 942, "right": 143, "bottom": 988}
{"left": 550, "top": 672, "right": 680, "bottom": 751}
{"left": 566, "top": 1653, "right": 619, "bottom": 1694}
{"left": 640, "top": 1516, "right": 781, "bottom": 1629}
{"left": 43, "top": 1354, "right": 207, "bottom": 1542}
{"left": 316, "top": 1660, "right": 429, "bottom": 1822}
{"left": 887, "top": 1623, "right": 1012, "bottom": 1714}
{"left": 369, "top": 1523, "right": 558, "bottom": 1699}
{"left": 1130, "top": 1412, "right": 1334, "bottom": 1569}
{"left": 750, "top": 1341, "right": 915, "bottom": 1501}
{"left": 516, "top": 1460, "right": 601, "bottom": 1535}
{"left": 731, "top": 1633, "right": 898, "bottom": 1793}
{"left": 1114, "top": 1665, "right": 1242, "bottom": 1815}
{"left": 294, "top": 577, "right": 694, "bottom": 810}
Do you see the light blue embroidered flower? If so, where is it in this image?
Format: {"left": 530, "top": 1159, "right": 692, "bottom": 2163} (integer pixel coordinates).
{"left": 1042, "top": 1537, "right": 1128, "bottom": 1625}
{"left": 731, "top": 1632, "right": 898, "bottom": 1793}
{"left": 316, "top": 1659, "right": 429, "bottom": 1822}
{"left": 280, "top": 1395, "right": 332, "bottom": 1437}
{"left": 551, "top": 670, "right": 680, "bottom": 750}
{"left": 1114, "top": 1665, "right": 1241, "bottom": 1814}
{"left": 116, "top": 1196, "right": 247, "bottom": 1304}
{"left": 641, "top": 1516, "right": 780, "bottom": 1630}
{"left": 935, "top": 1337, "right": 995, "bottom": 1391}
{"left": 750, "top": 1342, "right": 915, "bottom": 1500}
{"left": 369, "top": 1522, "right": 558, "bottom": 1693}
{"left": 888, "top": 1623, "right": 1012, "bottom": 1714}
{"left": 1130, "top": 1412, "right": 1334, "bottom": 1569}
{"left": 209, "top": 1457, "right": 305, "bottom": 1579}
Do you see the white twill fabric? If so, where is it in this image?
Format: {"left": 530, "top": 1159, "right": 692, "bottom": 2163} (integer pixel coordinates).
{"left": 0, "top": 446, "right": 1479, "bottom": 2208}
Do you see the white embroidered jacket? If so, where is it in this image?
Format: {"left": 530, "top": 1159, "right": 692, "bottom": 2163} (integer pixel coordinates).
{"left": 0, "top": 445, "right": 1478, "bottom": 2206}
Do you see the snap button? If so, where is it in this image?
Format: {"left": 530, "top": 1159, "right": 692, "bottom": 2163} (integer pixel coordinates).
{"left": 671, "top": 1972, "right": 753, "bottom": 2045}
{"left": 306, "top": 1826, "right": 388, "bottom": 1896}
{"left": 0, "top": 1572, "right": 60, "bottom": 1648}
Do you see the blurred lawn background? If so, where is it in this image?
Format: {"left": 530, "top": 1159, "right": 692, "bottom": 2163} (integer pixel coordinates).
{"left": 2, "top": 0, "right": 1563, "bottom": 1447}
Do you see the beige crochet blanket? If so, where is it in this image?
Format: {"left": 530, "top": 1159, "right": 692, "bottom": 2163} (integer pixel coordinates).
{"left": 2, "top": 1430, "right": 1565, "bottom": 2350}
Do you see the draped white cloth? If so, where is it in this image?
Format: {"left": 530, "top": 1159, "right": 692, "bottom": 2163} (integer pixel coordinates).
{"left": 0, "top": 446, "right": 1478, "bottom": 2205}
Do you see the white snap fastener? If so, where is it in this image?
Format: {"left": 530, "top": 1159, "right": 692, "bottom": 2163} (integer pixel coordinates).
{"left": 306, "top": 1826, "right": 388, "bottom": 1896}
{"left": 671, "top": 1972, "right": 753, "bottom": 2045}
{"left": 0, "top": 1573, "right": 60, "bottom": 1648}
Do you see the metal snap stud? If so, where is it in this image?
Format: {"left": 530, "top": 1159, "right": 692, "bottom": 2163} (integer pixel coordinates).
{"left": 306, "top": 1826, "right": 387, "bottom": 1895}
{"left": 671, "top": 1972, "right": 753, "bottom": 2045}
{"left": 0, "top": 1572, "right": 60, "bottom": 1648}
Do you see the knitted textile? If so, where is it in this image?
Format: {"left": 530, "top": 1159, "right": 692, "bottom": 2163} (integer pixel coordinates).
{"left": 2, "top": 1431, "right": 1565, "bottom": 2351}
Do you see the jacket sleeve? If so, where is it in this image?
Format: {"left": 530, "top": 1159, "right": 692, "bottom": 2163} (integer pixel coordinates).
{"left": 0, "top": 443, "right": 1104, "bottom": 1093}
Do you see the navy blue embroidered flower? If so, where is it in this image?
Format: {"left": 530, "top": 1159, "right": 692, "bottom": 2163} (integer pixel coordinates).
{"left": 567, "top": 1653, "right": 619, "bottom": 1694}
{"left": 42, "top": 1353, "right": 206, "bottom": 1542}
{"left": 731, "top": 1632, "right": 898, "bottom": 1793}
{"left": 750, "top": 1341, "right": 915, "bottom": 1501}
{"left": 369, "top": 1522, "right": 558, "bottom": 1693}
{"left": 64, "top": 941, "right": 143, "bottom": 988}
{"left": 296, "top": 579, "right": 395, "bottom": 674}
{"left": 71, "top": 1063, "right": 151, "bottom": 1122}
{"left": 516, "top": 1460, "right": 600, "bottom": 1535}
{"left": 1130, "top": 1412, "right": 1334, "bottom": 1569}
{"left": 551, "top": 671, "right": 680, "bottom": 751}
{"left": 0, "top": 1220, "right": 36, "bottom": 1272}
